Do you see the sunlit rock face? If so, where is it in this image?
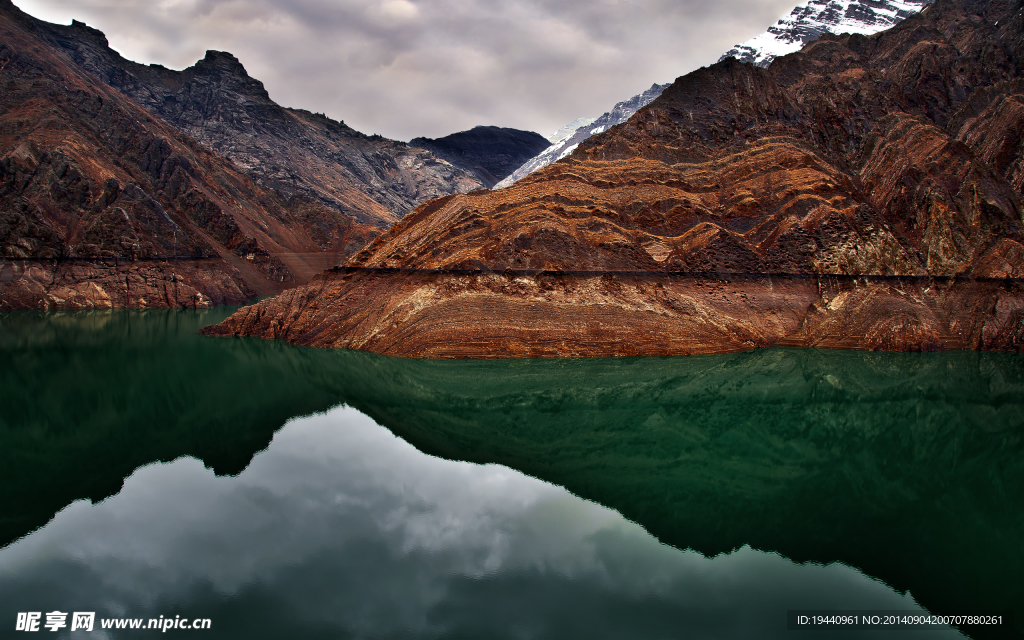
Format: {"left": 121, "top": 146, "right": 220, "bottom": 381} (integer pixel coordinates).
{"left": 207, "top": 0, "right": 1024, "bottom": 357}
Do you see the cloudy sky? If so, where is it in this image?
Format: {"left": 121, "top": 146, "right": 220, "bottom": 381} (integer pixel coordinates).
{"left": 13, "top": 0, "right": 797, "bottom": 141}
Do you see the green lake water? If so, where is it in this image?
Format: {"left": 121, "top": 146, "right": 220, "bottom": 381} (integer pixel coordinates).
{"left": 0, "top": 309, "right": 1021, "bottom": 639}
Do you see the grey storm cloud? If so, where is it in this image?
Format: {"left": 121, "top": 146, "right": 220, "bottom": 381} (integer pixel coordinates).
{"left": 13, "top": 0, "right": 798, "bottom": 140}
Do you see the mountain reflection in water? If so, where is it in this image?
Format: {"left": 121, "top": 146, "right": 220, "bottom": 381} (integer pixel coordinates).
{"left": 0, "top": 309, "right": 1021, "bottom": 638}
{"left": 0, "top": 406, "right": 957, "bottom": 640}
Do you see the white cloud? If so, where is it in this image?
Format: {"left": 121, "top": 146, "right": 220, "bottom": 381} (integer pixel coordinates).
{"left": 11, "top": 0, "right": 798, "bottom": 139}
{"left": 0, "top": 406, "right": 931, "bottom": 638}
{"left": 378, "top": 0, "right": 419, "bottom": 21}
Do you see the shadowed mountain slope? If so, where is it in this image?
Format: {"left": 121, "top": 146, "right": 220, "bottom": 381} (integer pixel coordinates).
{"left": 0, "top": 1, "right": 483, "bottom": 230}
{"left": 208, "top": 0, "right": 1024, "bottom": 356}
{"left": 409, "top": 126, "right": 550, "bottom": 188}
{"left": 0, "top": 2, "right": 379, "bottom": 309}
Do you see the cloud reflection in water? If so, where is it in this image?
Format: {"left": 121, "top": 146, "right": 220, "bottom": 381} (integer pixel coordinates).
{"left": 0, "top": 406, "right": 959, "bottom": 640}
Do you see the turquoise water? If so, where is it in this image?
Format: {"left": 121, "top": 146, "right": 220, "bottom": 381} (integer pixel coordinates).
{"left": 0, "top": 309, "right": 1020, "bottom": 639}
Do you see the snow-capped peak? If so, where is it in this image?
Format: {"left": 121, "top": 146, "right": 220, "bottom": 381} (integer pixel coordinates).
{"left": 719, "top": 0, "right": 932, "bottom": 67}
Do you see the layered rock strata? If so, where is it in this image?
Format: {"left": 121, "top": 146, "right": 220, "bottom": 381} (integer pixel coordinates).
{"left": 0, "top": 3, "right": 375, "bottom": 309}
{"left": 207, "top": 271, "right": 1024, "bottom": 356}
{"left": 208, "top": 0, "right": 1024, "bottom": 355}
{"left": 2, "top": 1, "right": 483, "bottom": 228}
{"left": 499, "top": 0, "right": 935, "bottom": 190}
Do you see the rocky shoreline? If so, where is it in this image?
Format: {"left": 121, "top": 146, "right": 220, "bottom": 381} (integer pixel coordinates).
{"left": 0, "top": 258, "right": 264, "bottom": 310}
{"left": 202, "top": 269, "right": 1024, "bottom": 356}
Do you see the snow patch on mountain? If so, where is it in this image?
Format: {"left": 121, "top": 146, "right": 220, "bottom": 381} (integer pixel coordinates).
{"left": 547, "top": 117, "right": 597, "bottom": 144}
{"left": 494, "top": 83, "right": 667, "bottom": 189}
{"left": 719, "top": 0, "right": 932, "bottom": 67}
{"left": 557, "top": 143, "right": 580, "bottom": 162}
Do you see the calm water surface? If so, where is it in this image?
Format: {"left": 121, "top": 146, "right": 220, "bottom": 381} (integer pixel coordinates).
{"left": 0, "top": 309, "right": 1021, "bottom": 639}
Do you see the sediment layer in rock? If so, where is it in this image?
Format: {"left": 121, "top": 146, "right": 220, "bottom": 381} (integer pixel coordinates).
{"left": 203, "top": 270, "right": 1024, "bottom": 355}
{"left": 209, "top": 0, "right": 1024, "bottom": 355}
{"left": 1, "top": 259, "right": 257, "bottom": 310}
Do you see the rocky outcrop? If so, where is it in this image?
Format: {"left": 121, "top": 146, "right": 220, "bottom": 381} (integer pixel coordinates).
{"left": 409, "top": 126, "right": 550, "bottom": 188}
{"left": 0, "top": 260, "right": 256, "bottom": 310}
{"left": 207, "top": 0, "right": 1024, "bottom": 356}
{"left": 0, "top": 2, "right": 377, "bottom": 309}
{"left": 2, "top": 2, "right": 483, "bottom": 229}
{"left": 203, "top": 270, "right": 1024, "bottom": 356}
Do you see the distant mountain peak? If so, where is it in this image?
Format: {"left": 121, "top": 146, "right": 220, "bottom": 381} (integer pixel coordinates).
{"left": 409, "top": 126, "right": 549, "bottom": 188}
{"left": 719, "top": 0, "right": 933, "bottom": 67}
{"left": 198, "top": 50, "right": 247, "bottom": 72}
{"left": 546, "top": 118, "right": 597, "bottom": 144}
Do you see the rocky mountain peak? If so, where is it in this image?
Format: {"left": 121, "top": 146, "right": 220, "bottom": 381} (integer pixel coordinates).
{"left": 194, "top": 50, "right": 251, "bottom": 78}
{"left": 187, "top": 49, "right": 270, "bottom": 100}
{"left": 68, "top": 19, "right": 108, "bottom": 46}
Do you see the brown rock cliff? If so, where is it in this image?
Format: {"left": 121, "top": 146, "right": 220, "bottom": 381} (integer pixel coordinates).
{"left": 208, "top": 0, "right": 1024, "bottom": 355}
{"left": 0, "top": 5, "right": 376, "bottom": 309}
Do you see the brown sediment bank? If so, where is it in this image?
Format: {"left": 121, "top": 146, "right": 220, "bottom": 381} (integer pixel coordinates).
{"left": 202, "top": 270, "right": 1024, "bottom": 356}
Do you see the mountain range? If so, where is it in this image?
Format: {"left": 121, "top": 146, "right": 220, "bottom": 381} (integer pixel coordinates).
{"left": 207, "top": 0, "right": 1024, "bottom": 356}
{"left": 496, "top": 0, "right": 935, "bottom": 189}
{"left": 0, "top": 0, "right": 484, "bottom": 309}
{"left": 27, "top": 16, "right": 483, "bottom": 228}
